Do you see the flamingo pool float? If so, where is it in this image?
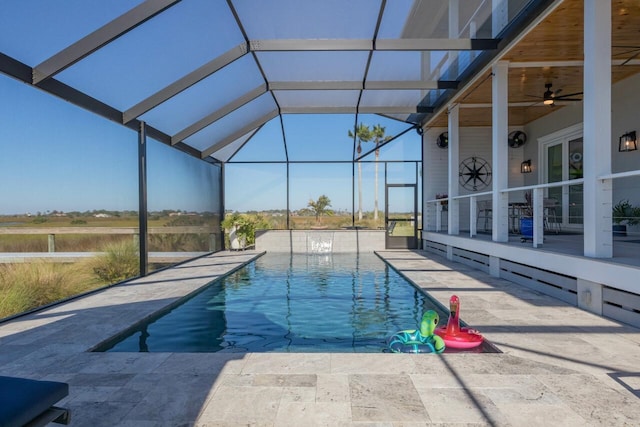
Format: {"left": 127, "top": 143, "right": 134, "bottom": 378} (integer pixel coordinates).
{"left": 434, "top": 295, "right": 484, "bottom": 349}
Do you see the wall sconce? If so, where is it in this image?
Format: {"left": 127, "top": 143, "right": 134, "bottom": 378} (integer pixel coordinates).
{"left": 521, "top": 159, "right": 532, "bottom": 173}
{"left": 619, "top": 131, "right": 637, "bottom": 152}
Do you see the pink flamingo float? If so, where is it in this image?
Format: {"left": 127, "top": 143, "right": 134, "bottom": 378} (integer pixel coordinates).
{"left": 434, "top": 295, "right": 484, "bottom": 349}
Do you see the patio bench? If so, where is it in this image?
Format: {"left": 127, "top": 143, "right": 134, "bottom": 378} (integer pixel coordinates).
{"left": 0, "top": 376, "right": 70, "bottom": 427}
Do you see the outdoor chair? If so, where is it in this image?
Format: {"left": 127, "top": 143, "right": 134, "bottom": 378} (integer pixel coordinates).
{"left": 476, "top": 200, "right": 492, "bottom": 232}
{"left": 0, "top": 376, "right": 70, "bottom": 427}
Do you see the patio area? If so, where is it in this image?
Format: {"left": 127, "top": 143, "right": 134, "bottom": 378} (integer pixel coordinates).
{"left": 1, "top": 249, "right": 639, "bottom": 426}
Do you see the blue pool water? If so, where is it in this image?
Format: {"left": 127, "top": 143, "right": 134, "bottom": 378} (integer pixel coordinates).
{"left": 97, "top": 253, "right": 496, "bottom": 353}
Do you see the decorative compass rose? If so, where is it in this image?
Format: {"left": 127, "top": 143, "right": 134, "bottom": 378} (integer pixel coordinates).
{"left": 459, "top": 156, "right": 492, "bottom": 191}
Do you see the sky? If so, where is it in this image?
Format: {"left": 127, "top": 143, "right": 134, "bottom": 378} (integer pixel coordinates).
{"left": 0, "top": 73, "right": 420, "bottom": 215}
{"left": 0, "top": 0, "right": 421, "bottom": 216}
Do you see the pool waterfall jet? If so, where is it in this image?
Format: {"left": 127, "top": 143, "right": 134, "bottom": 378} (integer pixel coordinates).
{"left": 307, "top": 231, "right": 334, "bottom": 254}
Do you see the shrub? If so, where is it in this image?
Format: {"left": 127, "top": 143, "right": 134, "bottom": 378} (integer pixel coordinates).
{"left": 89, "top": 240, "right": 139, "bottom": 283}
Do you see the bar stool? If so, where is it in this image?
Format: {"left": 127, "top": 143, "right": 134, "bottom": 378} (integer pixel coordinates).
{"left": 543, "top": 198, "right": 561, "bottom": 234}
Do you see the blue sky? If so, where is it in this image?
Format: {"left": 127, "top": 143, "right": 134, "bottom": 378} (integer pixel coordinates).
{"left": 0, "top": 73, "right": 419, "bottom": 215}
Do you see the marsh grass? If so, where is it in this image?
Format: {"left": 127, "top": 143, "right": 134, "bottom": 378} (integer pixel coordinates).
{"left": 0, "top": 261, "right": 100, "bottom": 318}
{"left": 0, "top": 240, "right": 140, "bottom": 319}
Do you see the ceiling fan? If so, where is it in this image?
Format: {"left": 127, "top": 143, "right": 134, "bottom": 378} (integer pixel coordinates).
{"left": 529, "top": 83, "right": 583, "bottom": 106}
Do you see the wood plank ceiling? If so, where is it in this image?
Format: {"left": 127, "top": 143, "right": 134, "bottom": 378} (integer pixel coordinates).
{"left": 427, "top": 0, "right": 640, "bottom": 128}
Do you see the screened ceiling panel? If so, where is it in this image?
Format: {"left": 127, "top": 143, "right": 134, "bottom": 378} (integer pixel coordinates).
{"left": 229, "top": 118, "right": 288, "bottom": 163}
{"left": 232, "top": 0, "right": 381, "bottom": 39}
{"left": 383, "top": 113, "right": 414, "bottom": 123}
{"left": 257, "top": 51, "right": 369, "bottom": 82}
{"left": 209, "top": 128, "right": 259, "bottom": 163}
{"left": 0, "top": 0, "right": 144, "bottom": 66}
{"left": 56, "top": 0, "right": 244, "bottom": 110}
{"left": 355, "top": 114, "right": 415, "bottom": 137}
{"left": 184, "top": 93, "right": 277, "bottom": 152}
{"left": 274, "top": 90, "right": 360, "bottom": 109}
{"left": 360, "top": 89, "right": 428, "bottom": 108}
{"left": 139, "top": 55, "right": 263, "bottom": 135}
{"left": 378, "top": 0, "right": 493, "bottom": 39}
{"left": 0, "top": 0, "right": 556, "bottom": 163}
{"left": 283, "top": 114, "right": 356, "bottom": 161}
{"left": 368, "top": 51, "right": 429, "bottom": 81}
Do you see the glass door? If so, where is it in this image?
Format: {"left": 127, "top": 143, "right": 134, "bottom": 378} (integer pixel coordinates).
{"left": 385, "top": 184, "right": 417, "bottom": 249}
{"left": 543, "top": 129, "right": 583, "bottom": 230}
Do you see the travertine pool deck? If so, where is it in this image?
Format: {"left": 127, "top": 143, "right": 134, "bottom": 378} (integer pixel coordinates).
{"left": 1, "top": 249, "right": 639, "bottom": 426}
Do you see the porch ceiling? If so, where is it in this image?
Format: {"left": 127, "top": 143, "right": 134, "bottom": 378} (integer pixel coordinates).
{"left": 426, "top": 0, "right": 640, "bottom": 128}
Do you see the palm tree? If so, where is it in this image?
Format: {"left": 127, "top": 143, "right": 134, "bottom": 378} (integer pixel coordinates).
{"left": 308, "top": 195, "right": 333, "bottom": 225}
{"left": 348, "top": 123, "right": 372, "bottom": 221}
{"left": 370, "top": 124, "right": 392, "bottom": 221}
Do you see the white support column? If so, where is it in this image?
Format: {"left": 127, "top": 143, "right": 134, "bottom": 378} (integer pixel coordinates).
{"left": 492, "top": 61, "right": 509, "bottom": 242}
{"left": 583, "top": 0, "right": 613, "bottom": 258}
{"left": 492, "top": 0, "right": 508, "bottom": 37}
{"left": 533, "top": 188, "right": 544, "bottom": 248}
{"left": 448, "top": 104, "right": 460, "bottom": 235}
{"left": 422, "top": 126, "right": 437, "bottom": 232}
{"left": 470, "top": 195, "right": 477, "bottom": 237}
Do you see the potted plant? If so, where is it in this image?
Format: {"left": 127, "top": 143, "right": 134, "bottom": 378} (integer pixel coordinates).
{"left": 612, "top": 199, "right": 640, "bottom": 237}
{"left": 221, "top": 213, "right": 267, "bottom": 250}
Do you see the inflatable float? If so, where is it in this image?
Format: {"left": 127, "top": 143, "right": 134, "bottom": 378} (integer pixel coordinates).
{"left": 434, "top": 295, "right": 484, "bottom": 349}
{"left": 387, "top": 310, "right": 445, "bottom": 354}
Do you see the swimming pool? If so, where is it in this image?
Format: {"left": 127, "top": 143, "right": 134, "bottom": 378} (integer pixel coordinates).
{"left": 96, "top": 252, "right": 497, "bottom": 353}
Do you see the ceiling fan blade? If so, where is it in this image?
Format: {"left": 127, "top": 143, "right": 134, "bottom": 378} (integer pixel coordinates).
{"left": 525, "top": 94, "right": 542, "bottom": 99}
{"left": 613, "top": 48, "right": 640, "bottom": 57}
{"left": 620, "top": 50, "right": 640, "bottom": 66}
{"left": 555, "top": 98, "right": 582, "bottom": 101}
{"left": 555, "top": 91, "right": 583, "bottom": 99}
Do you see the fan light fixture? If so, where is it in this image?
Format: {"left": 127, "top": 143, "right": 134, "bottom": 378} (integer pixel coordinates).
{"left": 521, "top": 159, "right": 532, "bottom": 173}
{"left": 619, "top": 131, "right": 637, "bottom": 152}
{"left": 543, "top": 84, "right": 554, "bottom": 105}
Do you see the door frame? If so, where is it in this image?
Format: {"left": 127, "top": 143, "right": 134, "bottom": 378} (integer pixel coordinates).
{"left": 385, "top": 183, "right": 418, "bottom": 249}
{"left": 538, "top": 123, "right": 583, "bottom": 231}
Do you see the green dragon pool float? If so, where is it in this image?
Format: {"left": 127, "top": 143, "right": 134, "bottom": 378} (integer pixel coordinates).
{"left": 387, "top": 310, "right": 446, "bottom": 354}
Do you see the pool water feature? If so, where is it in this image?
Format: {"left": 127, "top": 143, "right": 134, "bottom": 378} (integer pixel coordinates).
{"left": 96, "top": 253, "right": 498, "bottom": 353}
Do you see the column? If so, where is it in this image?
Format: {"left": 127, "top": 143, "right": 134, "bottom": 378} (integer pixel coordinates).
{"left": 448, "top": 104, "right": 460, "bottom": 235}
{"left": 138, "top": 121, "right": 149, "bottom": 276}
{"left": 583, "top": 0, "right": 612, "bottom": 258}
{"left": 492, "top": 61, "right": 509, "bottom": 242}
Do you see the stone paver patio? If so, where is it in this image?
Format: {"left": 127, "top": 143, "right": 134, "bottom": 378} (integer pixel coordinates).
{"left": 1, "top": 250, "right": 639, "bottom": 426}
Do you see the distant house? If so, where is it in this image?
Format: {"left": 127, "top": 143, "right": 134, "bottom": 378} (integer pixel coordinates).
{"left": 94, "top": 213, "right": 110, "bottom": 218}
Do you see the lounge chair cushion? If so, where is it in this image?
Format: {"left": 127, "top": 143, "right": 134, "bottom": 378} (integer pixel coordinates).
{"left": 0, "top": 375, "right": 68, "bottom": 427}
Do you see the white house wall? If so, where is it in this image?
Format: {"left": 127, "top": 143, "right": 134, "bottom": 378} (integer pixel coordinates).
{"left": 423, "top": 126, "right": 525, "bottom": 231}
{"left": 611, "top": 73, "right": 640, "bottom": 207}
